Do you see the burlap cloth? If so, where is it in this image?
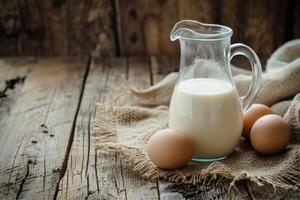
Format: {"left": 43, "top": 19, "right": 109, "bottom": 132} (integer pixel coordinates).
{"left": 93, "top": 40, "right": 300, "bottom": 194}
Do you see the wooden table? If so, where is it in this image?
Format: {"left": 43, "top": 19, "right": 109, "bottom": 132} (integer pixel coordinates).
{"left": 0, "top": 56, "right": 299, "bottom": 200}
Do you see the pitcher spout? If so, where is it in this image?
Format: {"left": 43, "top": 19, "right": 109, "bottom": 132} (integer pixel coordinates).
{"left": 170, "top": 20, "right": 197, "bottom": 41}
{"left": 170, "top": 20, "right": 232, "bottom": 41}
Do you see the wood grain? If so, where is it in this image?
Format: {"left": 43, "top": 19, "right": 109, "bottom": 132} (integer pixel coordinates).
{"left": 115, "top": 0, "right": 294, "bottom": 65}
{"left": 57, "top": 57, "right": 128, "bottom": 199}
{"left": 125, "top": 57, "right": 160, "bottom": 199}
{"left": 158, "top": 0, "right": 179, "bottom": 55}
{"left": 0, "top": 0, "right": 116, "bottom": 56}
{"left": 0, "top": 57, "right": 87, "bottom": 199}
{"left": 143, "top": 15, "right": 160, "bottom": 55}
{"left": 246, "top": 182, "right": 300, "bottom": 200}
{"left": 0, "top": 0, "right": 298, "bottom": 64}
{"left": 220, "top": 0, "right": 245, "bottom": 46}
{"left": 115, "top": 0, "right": 161, "bottom": 55}
{"left": 243, "top": 0, "right": 287, "bottom": 64}
{"left": 57, "top": 56, "right": 159, "bottom": 199}
{"left": 221, "top": 0, "right": 289, "bottom": 65}
{"left": 177, "top": 0, "right": 220, "bottom": 23}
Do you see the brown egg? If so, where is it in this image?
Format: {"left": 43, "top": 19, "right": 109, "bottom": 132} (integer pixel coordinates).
{"left": 146, "top": 129, "right": 194, "bottom": 169}
{"left": 243, "top": 104, "right": 273, "bottom": 140}
{"left": 250, "top": 114, "right": 291, "bottom": 154}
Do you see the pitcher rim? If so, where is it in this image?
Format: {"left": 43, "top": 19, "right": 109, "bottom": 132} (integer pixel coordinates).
{"left": 170, "top": 20, "right": 233, "bottom": 41}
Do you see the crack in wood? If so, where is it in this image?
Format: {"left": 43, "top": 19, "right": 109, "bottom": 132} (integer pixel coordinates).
{"left": 94, "top": 149, "right": 100, "bottom": 194}
{"left": 85, "top": 110, "right": 92, "bottom": 177}
{"left": 65, "top": 170, "right": 69, "bottom": 199}
{"left": 43, "top": 158, "right": 46, "bottom": 192}
{"left": 80, "top": 111, "right": 85, "bottom": 183}
{"left": 113, "top": 172, "right": 120, "bottom": 194}
{"left": 156, "top": 180, "right": 161, "bottom": 200}
{"left": 52, "top": 56, "right": 92, "bottom": 200}
{"left": 15, "top": 160, "right": 30, "bottom": 200}
{"left": 6, "top": 130, "right": 27, "bottom": 197}
{"left": 84, "top": 176, "right": 90, "bottom": 200}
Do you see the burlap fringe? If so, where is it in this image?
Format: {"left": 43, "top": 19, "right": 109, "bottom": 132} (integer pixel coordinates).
{"left": 93, "top": 120, "right": 300, "bottom": 196}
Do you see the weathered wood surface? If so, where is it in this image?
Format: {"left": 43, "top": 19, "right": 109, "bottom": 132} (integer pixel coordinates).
{"left": 0, "top": 57, "right": 88, "bottom": 199}
{"left": 245, "top": 182, "right": 300, "bottom": 200}
{"left": 0, "top": 0, "right": 116, "bottom": 57}
{"left": 1, "top": 55, "right": 300, "bottom": 199}
{"left": 0, "top": 0, "right": 299, "bottom": 65}
{"left": 115, "top": 0, "right": 298, "bottom": 65}
{"left": 219, "top": 0, "right": 287, "bottom": 65}
{"left": 57, "top": 56, "right": 159, "bottom": 199}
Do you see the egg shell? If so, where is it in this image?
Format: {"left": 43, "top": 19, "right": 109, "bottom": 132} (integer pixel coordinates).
{"left": 250, "top": 114, "right": 291, "bottom": 154}
{"left": 146, "top": 129, "right": 194, "bottom": 169}
{"left": 243, "top": 104, "right": 273, "bottom": 140}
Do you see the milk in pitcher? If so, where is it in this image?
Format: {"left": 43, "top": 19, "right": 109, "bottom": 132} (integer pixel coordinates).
{"left": 169, "top": 78, "right": 243, "bottom": 160}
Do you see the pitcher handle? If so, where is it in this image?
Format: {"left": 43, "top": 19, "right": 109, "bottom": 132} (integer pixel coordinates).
{"left": 230, "top": 43, "right": 262, "bottom": 111}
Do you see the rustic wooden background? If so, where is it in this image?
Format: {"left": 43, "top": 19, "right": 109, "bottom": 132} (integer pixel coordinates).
{"left": 0, "top": 0, "right": 299, "bottom": 65}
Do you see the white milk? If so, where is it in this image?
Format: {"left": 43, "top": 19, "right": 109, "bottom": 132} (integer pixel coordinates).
{"left": 169, "top": 78, "right": 243, "bottom": 159}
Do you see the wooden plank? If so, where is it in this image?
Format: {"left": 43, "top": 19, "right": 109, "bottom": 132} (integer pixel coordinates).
{"left": 220, "top": 0, "right": 288, "bottom": 65}
{"left": 177, "top": 0, "right": 219, "bottom": 23}
{"left": 159, "top": 181, "right": 252, "bottom": 200}
{"left": 115, "top": 0, "right": 160, "bottom": 55}
{"left": 0, "top": 56, "right": 88, "bottom": 199}
{"left": 57, "top": 56, "right": 159, "bottom": 199}
{"left": 150, "top": 55, "right": 251, "bottom": 200}
{"left": 115, "top": 0, "right": 292, "bottom": 64}
{"left": 115, "top": 0, "right": 185, "bottom": 56}
{"left": 220, "top": 0, "right": 245, "bottom": 49}
{"left": 246, "top": 182, "right": 300, "bottom": 200}
{"left": 294, "top": 0, "right": 300, "bottom": 38}
{"left": 57, "top": 57, "right": 128, "bottom": 199}
{"left": 115, "top": 0, "right": 183, "bottom": 55}
{"left": 0, "top": 0, "right": 116, "bottom": 56}
{"left": 150, "top": 55, "right": 179, "bottom": 84}
{"left": 158, "top": 0, "right": 179, "bottom": 55}
{"left": 123, "top": 56, "right": 160, "bottom": 199}
{"left": 128, "top": 56, "right": 151, "bottom": 90}
{"left": 143, "top": 15, "right": 160, "bottom": 55}
{"left": 243, "top": 0, "right": 288, "bottom": 64}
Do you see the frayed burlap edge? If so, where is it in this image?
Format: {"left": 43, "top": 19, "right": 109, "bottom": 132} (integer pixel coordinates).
{"left": 94, "top": 143, "right": 300, "bottom": 197}
{"left": 93, "top": 105, "right": 300, "bottom": 196}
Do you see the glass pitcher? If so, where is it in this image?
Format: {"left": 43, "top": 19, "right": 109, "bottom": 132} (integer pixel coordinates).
{"left": 168, "top": 20, "right": 262, "bottom": 162}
